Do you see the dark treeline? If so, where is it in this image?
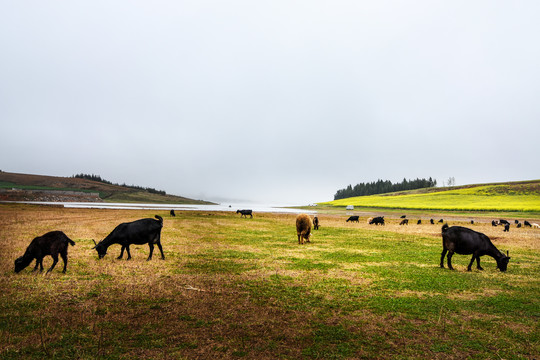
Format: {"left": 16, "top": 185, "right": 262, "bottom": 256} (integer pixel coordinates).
{"left": 334, "top": 177, "right": 437, "bottom": 200}
{"left": 73, "top": 174, "right": 167, "bottom": 196}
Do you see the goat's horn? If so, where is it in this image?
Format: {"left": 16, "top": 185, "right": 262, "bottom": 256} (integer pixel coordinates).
{"left": 92, "top": 239, "right": 97, "bottom": 249}
{"left": 507, "top": 250, "right": 509, "bottom": 257}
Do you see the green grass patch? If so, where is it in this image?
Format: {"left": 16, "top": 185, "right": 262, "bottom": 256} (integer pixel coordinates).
{"left": 322, "top": 181, "right": 540, "bottom": 211}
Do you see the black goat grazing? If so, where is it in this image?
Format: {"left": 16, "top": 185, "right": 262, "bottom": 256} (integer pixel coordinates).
{"left": 524, "top": 221, "right": 532, "bottom": 227}
{"left": 237, "top": 209, "right": 253, "bottom": 218}
{"left": 417, "top": 220, "right": 422, "bottom": 225}
{"left": 93, "top": 215, "right": 164, "bottom": 260}
{"left": 369, "top": 216, "right": 385, "bottom": 225}
{"left": 399, "top": 219, "right": 409, "bottom": 225}
{"left": 430, "top": 219, "right": 435, "bottom": 225}
{"left": 438, "top": 219, "right": 444, "bottom": 223}
{"left": 313, "top": 216, "right": 319, "bottom": 230}
{"left": 15, "top": 231, "right": 75, "bottom": 274}
{"left": 514, "top": 220, "right": 519, "bottom": 224}
{"left": 440, "top": 224, "right": 510, "bottom": 272}
{"left": 470, "top": 220, "right": 474, "bottom": 224}
{"left": 400, "top": 215, "right": 406, "bottom": 218}
{"left": 492, "top": 220, "right": 499, "bottom": 227}
{"left": 503, "top": 223, "right": 510, "bottom": 232}
{"left": 517, "top": 223, "right": 522, "bottom": 228}
{"left": 170, "top": 209, "right": 176, "bottom": 217}
{"left": 346, "top": 216, "right": 359, "bottom": 222}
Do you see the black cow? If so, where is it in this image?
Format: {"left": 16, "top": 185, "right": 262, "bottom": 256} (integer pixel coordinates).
{"left": 399, "top": 219, "right": 409, "bottom": 225}
{"left": 93, "top": 215, "right": 164, "bottom": 260}
{"left": 440, "top": 224, "right": 510, "bottom": 272}
{"left": 346, "top": 216, "right": 359, "bottom": 222}
{"left": 15, "top": 231, "right": 75, "bottom": 274}
{"left": 313, "top": 216, "right": 319, "bottom": 230}
{"left": 236, "top": 209, "right": 253, "bottom": 218}
{"left": 170, "top": 209, "right": 176, "bottom": 217}
{"left": 369, "top": 216, "right": 385, "bottom": 225}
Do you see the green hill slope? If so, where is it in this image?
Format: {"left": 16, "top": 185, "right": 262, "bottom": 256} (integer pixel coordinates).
{"left": 0, "top": 171, "right": 214, "bottom": 204}
{"left": 321, "top": 180, "right": 540, "bottom": 211}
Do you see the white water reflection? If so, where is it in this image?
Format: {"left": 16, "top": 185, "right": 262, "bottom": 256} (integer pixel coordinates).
{"left": 3, "top": 201, "right": 316, "bottom": 214}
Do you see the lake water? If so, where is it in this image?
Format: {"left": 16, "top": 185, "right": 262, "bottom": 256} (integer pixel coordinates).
{"left": 3, "top": 201, "right": 317, "bottom": 214}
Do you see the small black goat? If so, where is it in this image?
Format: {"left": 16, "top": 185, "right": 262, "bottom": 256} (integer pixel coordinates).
{"left": 346, "top": 216, "right": 359, "bottom": 222}
{"left": 237, "top": 209, "right": 253, "bottom": 218}
{"left": 399, "top": 219, "right": 409, "bottom": 225}
{"left": 93, "top": 215, "right": 164, "bottom": 260}
{"left": 440, "top": 224, "right": 510, "bottom": 272}
{"left": 313, "top": 216, "right": 319, "bottom": 230}
{"left": 170, "top": 209, "right": 176, "bottom": 217}
{"left": 15, "top": 231, "right": 75, "bottom": 274}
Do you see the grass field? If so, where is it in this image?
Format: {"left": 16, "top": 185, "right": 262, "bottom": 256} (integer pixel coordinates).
{"left": 322, "top": 181, "right": 540, "bottom": 212}
{"left": 1, "top": 205, "right": 539, "bottom": 359}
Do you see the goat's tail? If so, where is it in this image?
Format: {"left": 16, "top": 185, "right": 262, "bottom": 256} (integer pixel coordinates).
{"left": 155, "top": 215, "right": 164, "bottom": 224}
{"left": 68, "top": 238, "right": 76, "bottom": 246}
{"left": 441, "top": 224, "right": 449, "bottom": 233}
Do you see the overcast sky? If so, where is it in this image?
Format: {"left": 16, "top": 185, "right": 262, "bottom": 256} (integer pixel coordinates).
{"left": 1, "top": 1, "right": 539, "bottom": 204}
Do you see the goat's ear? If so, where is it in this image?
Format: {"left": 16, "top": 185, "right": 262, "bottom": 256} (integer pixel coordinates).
{"left": 507, "top": 250, "right": 509, "bottom": 257}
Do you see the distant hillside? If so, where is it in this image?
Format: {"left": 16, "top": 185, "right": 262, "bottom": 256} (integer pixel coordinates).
{"left": 321, "top": 180, "right": 540, "bottom": 211}
{"left": 0, "top": 171, "right": 214, "bottom": 204}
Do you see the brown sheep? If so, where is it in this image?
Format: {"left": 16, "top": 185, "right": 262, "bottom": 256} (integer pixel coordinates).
{"left": 296, "top": 214, "right": 313, "bottom": 245}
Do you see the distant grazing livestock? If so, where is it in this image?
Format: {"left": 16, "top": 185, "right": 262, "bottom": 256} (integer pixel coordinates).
{"left": 15, "top": 231, "right": 75, "bottom": 274}
{"left": 237, "top": 209, "right": 253, "bottom": 218}
{"left": 430, "top": 219, "right": 435, "bottom": 225}
{"left": 499, "top": 219, "right": 510, "bottom": 226}
{"left": 470, "top": 220, "right": 474, "bottom": 224}
{"left": 400, "top": 215, "right": 406, "bottom": 218}
{"left": 514, "top": 220, "right": 519, "bottom": 224}
{"left": 346, "top": 216, "right": 359, "bottom": 223}
{"left": 400, "top": 219, "right": 409, "bottom": 225}
{"left": 524, "top": 221, "right": 532, "bottom": 227}
{"left": 369, "top": 216, "right": 385, "bottom": 225}
{"left": 367, "top": 217, "right": 373, "bottom": 224}
{"left": 440, "top": 224, "right": 510, "bottom": 272}
{"left": 533, "top": 223, "right": 540, "bottom": 229}
{"left": 417, "top": 220, "right": 422, "bottom": 225}
{"left": 313, "top": 216, "right": 319, "bottom": 230}
{"left": 491, "top": 220, "right": 499, "bottom": 227}
{"left": 296, "top": 214, "right": 313, "bottom": 245}
{"left": 503, "top": 223, "right": 510, "bottom": 232}
{"left": 517, "top": 223, "right": 522, "bottom": 228}
{"left": 438, "top": 219, "right": 444, "bottom": 223}
{"left": 93, "top": 215, "right": 164, "bottom": 260}
{"left": 170, "top": 209, "right": 176, "bottom": 217}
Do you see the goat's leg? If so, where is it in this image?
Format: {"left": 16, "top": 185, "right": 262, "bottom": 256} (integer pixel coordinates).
{"left": 125, "top": 246, "right": 132, "bottom": 260}
{"left": 447, "top": 252, "right": 454, "bottom": 270}
{"left": 156, "top": 241, "right": 165, "bottom": 260}
{"left": 38, "top": 258, "right": 44, "bottom": 272}
{"left": 440, "top": 249, "right": 447, "bottom": 268}
{"left": 32, "top": 259, "right": 40, "bottom": 272}
{"left": 117, "top": 246, "right": 125, "bottom": 259}
{"left": 476, "top": 256, "right": 483, "bottom": 270}
{"left": 60, "top": 251, "right": 68, "bottom": 273}
{"left": 147, "top": 243, "right": 154, "bottom": 261}
{"left": 467, "top": 255, "right": 476, "bottom": 271}
{"left": 46, "top": 254, "right": 59, "bottom": 274}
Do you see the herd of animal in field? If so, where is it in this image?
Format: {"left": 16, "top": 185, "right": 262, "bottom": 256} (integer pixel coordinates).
{"left": 13, "top": 209, "right": 539, "bottom": 275}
